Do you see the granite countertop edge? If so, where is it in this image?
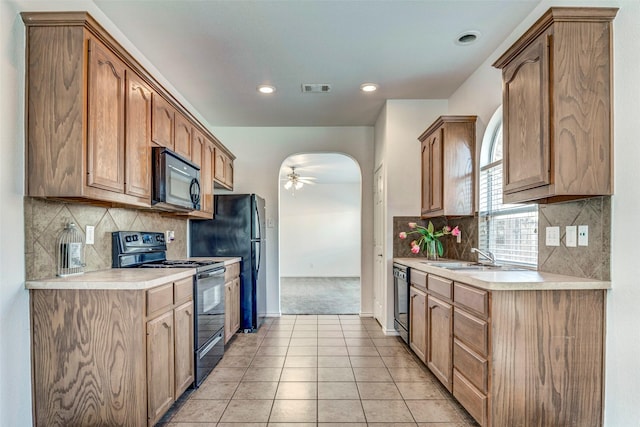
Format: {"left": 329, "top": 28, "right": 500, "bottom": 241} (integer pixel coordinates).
{"left": 25, "top": 257, "right": 242, "bottom": 290}
{"left": 394, "top": 257, "right": 611, "bottom": 291}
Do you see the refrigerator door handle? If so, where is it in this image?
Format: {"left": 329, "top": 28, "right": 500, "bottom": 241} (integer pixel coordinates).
{"left": 253, "top": 201, "right": 262, "bottom": 241}
{"left": 255, "top": 240, "right": 261, "bottom": 276}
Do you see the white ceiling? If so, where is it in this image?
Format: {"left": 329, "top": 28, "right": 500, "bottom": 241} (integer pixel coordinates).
{"left": 94, "top": 0, "right": 541, "bottom": 127}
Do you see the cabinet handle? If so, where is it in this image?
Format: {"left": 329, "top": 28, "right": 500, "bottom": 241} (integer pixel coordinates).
{"left": 185, "top": 310, "right": 192, "bottom": 316}
{"left": 162, "top": 322, "right": 171, "bottom": 330}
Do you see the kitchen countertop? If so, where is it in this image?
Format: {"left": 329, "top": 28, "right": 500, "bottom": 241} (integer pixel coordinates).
{"left": 394, "top": 257, "right": 611, "bottom": 291}
{"left": 25, "top": 256, "right": 242, "bottom": 290}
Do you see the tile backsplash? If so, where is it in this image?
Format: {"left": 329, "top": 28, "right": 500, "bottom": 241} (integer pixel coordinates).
{"left": 393, "top": 196, "right": 611, "bottom": 281}
{"left": 24, "top": 197, "right": 188, "bottom": 280}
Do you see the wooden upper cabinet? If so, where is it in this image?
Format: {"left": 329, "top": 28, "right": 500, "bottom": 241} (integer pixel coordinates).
{"left": 22, "top": 12, "right": 235, "bottom": 211}
{"left": 174, "top": 112, "right": 192, "bottom": 159}
{"left": 493, "top": 7, "right": 617, "bottom": 203}
{"left": 125, "top": 73, "right": 153, "bottom": 200}
{"left": 86, "top": 38, "right": 126, "bottom": 194}
{"left": 151, "top": 94, "right": 175, "bottom": 150}
{"left": 201, "top": 140, "right": 215, "bottom": 215}
{"left": 214, "top": 146, "right": 234, "bottom": 190}
{"left": 418, "top": 116, "right": 476, "bottom": 218}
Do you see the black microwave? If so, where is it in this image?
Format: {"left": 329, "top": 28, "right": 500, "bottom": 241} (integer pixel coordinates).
{"left": 152, "top": 147, "right": 201, "bottom": 211}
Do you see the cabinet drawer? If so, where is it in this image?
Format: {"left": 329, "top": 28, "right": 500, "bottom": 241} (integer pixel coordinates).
{"left": 454, "top": 283, "right": 488, "bottom": 317}
{"left": 428, "top": 275, "right": 452, "bottom": 300}
{"left": 453, "top": 369, "right": 487, "bottom": 427}
{"left": 453, "top": 339, "right": 488, "bottom": 393}
{"left": 454, "top": 308, "right": 488, "bottom": 357}
{"left": 411, "top": 269, "right": 427, "bottom": 291}
{"left": 174, "top": 277, "right": 193, "bottom": 305}
{"left": 147, "top": 283, "right": 173, "bottom": 319}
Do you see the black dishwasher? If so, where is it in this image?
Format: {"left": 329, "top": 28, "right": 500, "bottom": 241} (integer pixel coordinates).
{"left": 393, "top": 263, "right": 410, "bottom": 344}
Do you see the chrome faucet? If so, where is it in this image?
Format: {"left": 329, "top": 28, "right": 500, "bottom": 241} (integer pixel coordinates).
{"left": 471, "top": 248, "right": 496, "bottom": 265}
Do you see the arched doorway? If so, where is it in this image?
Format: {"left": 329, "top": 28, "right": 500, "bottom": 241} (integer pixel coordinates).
{"left": 278, "top": 153, "right": 362, "bottom": 314}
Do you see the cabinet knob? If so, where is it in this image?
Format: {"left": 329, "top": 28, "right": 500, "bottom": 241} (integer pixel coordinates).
{"left": 162, "top": 322, "right": 171, "bottom": 329}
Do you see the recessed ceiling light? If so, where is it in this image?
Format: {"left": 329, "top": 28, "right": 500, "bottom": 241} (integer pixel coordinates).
{"left": 257, "top": 85, "right": 276, "bottom": 94}
{"left": 455, "top": 30, "right": 481, "bottom": 46}
{"left": 360, "top": 83, "right": 378, "bottom": 93}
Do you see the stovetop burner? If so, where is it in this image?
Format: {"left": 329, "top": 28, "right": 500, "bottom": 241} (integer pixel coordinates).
{"left": 140, "top": 260, "right": 218, "bottom": 269}
{"left": 112, "top": 231, "right": 223, "bottom": 273}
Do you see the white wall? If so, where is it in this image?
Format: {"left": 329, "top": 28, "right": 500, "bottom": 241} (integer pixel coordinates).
{"left": 1, "top": 2, "right": 29, "bottom": 425}
{"left": 374, "top": 100, "right": 448, "bottom": 331}
{"left": 211, "top": 127, "right": 374, "bottom": 317}
{"left": 280, "top": 182, "right": 360, "bottom": 277}
{"left": 447, "top": 1, "right": 640, "bottom": 425}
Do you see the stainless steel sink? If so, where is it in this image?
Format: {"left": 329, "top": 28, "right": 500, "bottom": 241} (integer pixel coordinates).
{"left": 420, "top": 261, "right": 527, "bottom": 272}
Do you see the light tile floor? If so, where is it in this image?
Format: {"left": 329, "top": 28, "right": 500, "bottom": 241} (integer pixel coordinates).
{"left": 160, "top": 315, "right": 478, "bottom": 426}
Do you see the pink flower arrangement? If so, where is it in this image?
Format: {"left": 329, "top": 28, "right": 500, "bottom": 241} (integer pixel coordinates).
{"left": 399, "top": 221, "right": 460, "bottom": 258}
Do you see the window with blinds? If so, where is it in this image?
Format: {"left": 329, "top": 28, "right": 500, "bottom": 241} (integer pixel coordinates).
{"left": 478, "top": 110, "right": 538, "bottom": 267}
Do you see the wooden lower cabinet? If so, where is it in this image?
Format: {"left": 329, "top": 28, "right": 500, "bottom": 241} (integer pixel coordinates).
{"left": 147, "top": 310, "right": 175, "bottom": 426}
{"left": 409, "top": 285, "right": 427, "bottom": 362}
{"left": 402, "top": 269, "right": 606, "bottom": 427}
{"left": 426, "top": 295, "right": 453, "bottom": 391}
{"left": 224, "top": 262, "right": 241, "bottom": 343}
{"left": 30, "top": 276, "right": 195, "bottom": 427}
{"left": 174, "top": 301, "right": 195, "bottom": 398}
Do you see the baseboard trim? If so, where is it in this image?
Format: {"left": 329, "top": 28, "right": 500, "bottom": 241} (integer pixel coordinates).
{"left": 266, "top": 312, "right": 282, "bottom": 317}
{"left": 359, "top": 312, "right": 373, "bottom": 318}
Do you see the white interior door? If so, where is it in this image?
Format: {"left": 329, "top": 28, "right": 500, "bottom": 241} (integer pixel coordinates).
{"left": 373, "top": 166, "right": 384, "bottom": 322}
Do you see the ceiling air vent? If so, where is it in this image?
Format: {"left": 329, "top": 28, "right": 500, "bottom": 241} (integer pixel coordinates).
{"left": 302, "top": 83, "right": 332, "bottom": 93}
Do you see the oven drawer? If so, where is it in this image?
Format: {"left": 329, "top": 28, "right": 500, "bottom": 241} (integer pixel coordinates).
{"left": 174, "top": 277, "right": 193, "bottom": 305}
{"left": 146, "top": 283, "right": 173, "bottom": 319}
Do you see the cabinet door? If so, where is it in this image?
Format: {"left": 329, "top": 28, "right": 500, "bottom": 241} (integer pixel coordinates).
{"left": 125, "top": 73, "right": 152, "bottom": 199}
{"left": 151, "top": 94, "right": 174, "bottom": 149}
{"left": 201, "top": 140, "right": 214, "bottom": 214}
{"left": 147, "top": 310, "right": 174, "bottom": 426}
{"left": 225, "top": 157, "right": 234, "bottom": 189}
{"left": 86, "top": 38, "right": 126, "bottom": 193}
{"left": 502, "top": 30, "right": 551, "bottom": 194}
{"left": 174, "top": 112, "right": 192, "bottom": 159}
{"left": 224, "top": 281, "right": 233, "bottom": 344}
{"left": 427, "top": 295, "right": 453, "bottom": 391}
{"left": 409, "top": 286, "right": 427, "bottom": 362}
{"left": 232, "top": 277, "right": 241, "bottom": 333}
{"left": 420, "top": 140, "right": 430, "bottom": 216}
{"left": 428, "top": 129, "right": 444, "bottom": 213}
{"left": 174, "top": 301, "right": 194, "bottom": 397}
{"left": 214, "top": 146, "right": 227, "bottom": 183}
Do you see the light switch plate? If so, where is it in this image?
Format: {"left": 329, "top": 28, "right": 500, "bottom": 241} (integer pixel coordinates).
{"left": 565, "top": 226, "right": 577, "bottom": 247}
{"left": 546, "top": 226, "right": 560, "bottom": 246}
{"left": 85, "top": 225, "right": 95, "bottom": 245}
{"left": 578, "top": 225, "right": 589, "bottom": 246}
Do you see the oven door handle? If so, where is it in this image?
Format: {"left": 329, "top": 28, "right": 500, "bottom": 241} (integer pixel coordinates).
{"left": 198, "top": 267, "right": 226, "bottom": 279}
{"left": 199, "top": 333, "right": 223, "bottom": 359}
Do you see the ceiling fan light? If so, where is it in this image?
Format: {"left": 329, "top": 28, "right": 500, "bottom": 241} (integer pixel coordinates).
{"left": 284, "top": 180, "right": 293, "bottom": 190}
{"left": 295, "top": 181, "right": 304, "bottom": 190}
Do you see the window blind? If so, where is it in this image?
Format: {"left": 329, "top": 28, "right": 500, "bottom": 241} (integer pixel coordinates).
{"left": 478, "top": 161, "right": 538, "bottom": 266}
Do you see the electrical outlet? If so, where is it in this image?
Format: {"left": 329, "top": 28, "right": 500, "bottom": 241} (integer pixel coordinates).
{"left": 545, "top": 226, "right": 560, "bottom": 246}
{"left": 578, "top": 225, "right": 589, "bottom": 246}
{"left": 456, "top": 230, "right": 462, "bottom": 243}
{"left": 85, "top": 225, "right": 95, "bottom": 245}
{"left": 565, "top": 226, "right": 577, "bottom": 247}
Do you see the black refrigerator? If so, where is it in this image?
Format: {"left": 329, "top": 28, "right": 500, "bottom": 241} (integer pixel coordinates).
{"left": 190, "top": 194, "right": 266, "bottom": 332}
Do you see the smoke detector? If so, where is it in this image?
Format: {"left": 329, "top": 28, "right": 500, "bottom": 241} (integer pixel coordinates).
{"left": 301, "top": 83, "right": 332, "bottom": 93}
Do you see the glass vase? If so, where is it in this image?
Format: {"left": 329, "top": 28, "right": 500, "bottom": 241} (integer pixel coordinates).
{"left": 425, "top": 240, "right": 438, "bottom": 261}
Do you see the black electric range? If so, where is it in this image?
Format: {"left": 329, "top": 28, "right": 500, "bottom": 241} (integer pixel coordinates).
{"left": 112, "top": 231, "right": 226, "bottom": 387}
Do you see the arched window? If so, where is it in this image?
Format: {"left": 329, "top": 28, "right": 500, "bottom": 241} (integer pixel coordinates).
{"left": 478, "top": 107, "right": 538, "bottom": 267}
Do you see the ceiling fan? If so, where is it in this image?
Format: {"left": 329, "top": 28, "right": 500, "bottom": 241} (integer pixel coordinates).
{"left": 283, "top": 166, "right": 316, "bottom": 191}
